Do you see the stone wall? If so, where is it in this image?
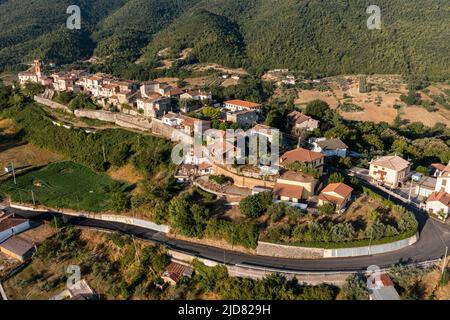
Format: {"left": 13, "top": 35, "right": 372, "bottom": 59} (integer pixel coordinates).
{"left": 74, "top": 109, "right": 116, "bottom": 122}
{"left": 34, "top": 96, "right": 73, "bottom": 114}
{"left": 257, "top": 241, "right": 325, "bottom": 259}
{"left": 212, "top": 164, "right": 276, "bottom": 189}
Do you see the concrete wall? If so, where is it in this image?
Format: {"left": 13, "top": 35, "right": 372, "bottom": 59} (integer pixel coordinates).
{"left": 10, "top": 204, "right": 170, "bottom": 234}
{"left": 0, "top": 220, "right": 31, "bottom": 243}
{"left": 257, "top": 233, "right": 419, "bottom": 259}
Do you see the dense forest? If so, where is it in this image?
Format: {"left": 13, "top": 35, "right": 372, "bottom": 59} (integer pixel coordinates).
{"left": 0, "top": 0, "right": 448, "bottom": 79}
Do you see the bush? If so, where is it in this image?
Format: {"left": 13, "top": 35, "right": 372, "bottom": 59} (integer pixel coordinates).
{"left": 342, "top": 275, "right": 369, "bottom": 300}
{"left": 208, "top": 175, "right": 231, "bottom": 185}
{"left": 328, "top": 172, "right": 345, "bottom": 184}
{"left": 318, "top": 203, "right": 336, "bottom": 215}
{"left": 239, "top": 192, "right": 273, "bottom": 218}
{"left": 205, "top": 218, "right": 259, "bottom": 249}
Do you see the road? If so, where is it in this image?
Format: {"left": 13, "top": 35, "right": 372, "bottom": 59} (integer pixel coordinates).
{"left": 6, "top": 202, "right": 450, "bottom": 273}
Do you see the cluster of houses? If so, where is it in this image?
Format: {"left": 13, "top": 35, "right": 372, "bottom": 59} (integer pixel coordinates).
{"left": 367, "top": 155, "right": 450, "bottom": 219}
{"left": 18, "top": 60, "right": 450, "bottom": 219}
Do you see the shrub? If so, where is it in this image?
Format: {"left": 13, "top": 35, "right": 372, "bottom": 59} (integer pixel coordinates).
{"left": 328, "top": 172, "right": 345, "bottom": 184}
{"left": 208, "top": 175, "right": 231, "bottom": 185}
{"left": 318, "top": 203, "right": 336, "bottom": 215}
{"left": 239, "top": 191, "right": 273, "bottom": 218}
{"left": 342, "top": 275, "right": 369, "bottom": 300}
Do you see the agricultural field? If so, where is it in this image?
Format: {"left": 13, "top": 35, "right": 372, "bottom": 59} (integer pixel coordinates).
{"left": 294, "top": 75, "right": 450, "bottom": 127}
{"left": 0, "top": 161, "right": 129, "bottom": 212}
{"left": 0, "top": 118, "right": 63, "bottom": 177}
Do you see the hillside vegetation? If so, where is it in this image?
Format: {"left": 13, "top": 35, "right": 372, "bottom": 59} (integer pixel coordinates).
{"left": 0, "top": 0, "right": 448, "bottom": 79}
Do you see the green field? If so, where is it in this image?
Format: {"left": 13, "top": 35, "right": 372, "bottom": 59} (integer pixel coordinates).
{"left": 0, "top": 161, "right": 127, "bottom": 212}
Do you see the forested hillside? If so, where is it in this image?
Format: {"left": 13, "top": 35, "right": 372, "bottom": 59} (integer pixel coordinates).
{"left": 0, "top": 0, "right": 448, "bottom": 79}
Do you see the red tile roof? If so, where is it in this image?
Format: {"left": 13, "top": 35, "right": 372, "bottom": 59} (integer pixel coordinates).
{"left": 163, "top": 262, "right": 193, "bottom": 284}
{"left": 319, "top": 183, "right": 353, "bottom": 206}
{"left": 287, "top": 111, "right": 313, "bottom": 124}
{"left": 225, "top": 99, "right": 261, "bottom": 109}
{"left": 273, "top": 183, "right": 304, "bottom": 199}
{"left": 427, "top": 191, "right": 450, "bottom": 207}
{"left": 321, "top": 183, "right": 353, "bottom": 198}
{"left": 280, "top": 148, "right": 324, "bottom": 165}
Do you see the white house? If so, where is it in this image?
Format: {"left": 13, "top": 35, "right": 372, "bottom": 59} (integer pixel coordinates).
{"left": 0, "top": 217, "right": 31, "bottom": 243}
{"left": 224, "top": 99, "right": 262, "bottom": 113}
{"left": 426, "top": 162, "right": 450, "bottom": 219}
{"left": 369, "top": 155, "right": 411, "bottom": 188}
{"left": 426, "top": 191, "right": 450, "bottom": 219}
{"left": 311, "top": 138, "right": 348, "bottom": 157}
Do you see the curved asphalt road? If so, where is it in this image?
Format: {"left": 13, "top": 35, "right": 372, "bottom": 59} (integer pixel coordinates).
{"left": 7, "top": 201, "right": 450, "bottom": 273}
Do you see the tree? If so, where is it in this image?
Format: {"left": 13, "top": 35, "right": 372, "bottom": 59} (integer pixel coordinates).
{"left": 328, "top": 172, "right": 345, "bottom": 184}
{"left": 342, "top": 275, "right": 369, "bottom": 300}
{"left": 305, "top": 100, "right": 330, "bottom": 120}
{"left": 239, "top": 192, "right": 273, "bottom": 219}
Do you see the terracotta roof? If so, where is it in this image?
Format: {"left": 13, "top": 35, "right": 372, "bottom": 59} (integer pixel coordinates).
{"left": 224, "top": 99, "right": 261, "bottom": 109}
{"left": 0, "top": 235, "right": 34, "bottom": 257}
{"left": 199, "top": 162, "right": 212, "bottom": 170}
{"left": 287, "top": 111, "right": 313, "bottom": 124}
{"left": 321, "top": 183, "right": 353, "bottom": 198}
{"left": 370, "top": 155, "right": 410, "bottom": 172}
{"left": 280, "top": 148, "right": 324, "bottom": 165}
{"left": 273, "top": 183, "right": 304, "bottom": 199}
{"left": 431, "top": 163, "right": 446, "bottom": 172}
{"left": 0, "top": 218, "right": 28, "bottom": 233}
{"left": 167, "top": 88, "right": 184, "bottom": 96}
{"left": 316, "top": 138, "right": 348, "bottom": 151}
{"left": 163, "top": 112, "right": 178, "bottom": 119}
{"left": 163, "top": 262, "right": 193, "bottom": 283}
{"left": 249, "top": 124, "right": 276, "bottom": 135}
{"left": 319, "top": 183, "right": 353, "bottom": 205}
{"left": 427, "top": 191, "right": 450, "bottom": 207}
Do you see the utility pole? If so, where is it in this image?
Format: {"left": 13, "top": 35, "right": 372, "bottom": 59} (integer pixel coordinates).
{"left": 11, "top": 162, "right": 16, "bottom": 185}
{"left": 408, "top": 178, "right": 414, "bottom": 203}
{"left": 31, "top": 190, "right": 35, "bottom": 206}
{"left": 132, "top": 235, "right": 140, "bottom": 265}
{"left": 368, "top": 228, "right": 374, "bottom": 255}
{"left": 442, "top": 246, "right": 448, "bottom": 275}
{"left": 102, "top": 145, "right": 107, "bottom": 163}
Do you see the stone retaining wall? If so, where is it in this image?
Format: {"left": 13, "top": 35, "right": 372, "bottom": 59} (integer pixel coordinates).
{"left": 257, "top": 232, "right": 419, "bottom": 259}
{"left": 212, "top": 164, "right": 276, "bottom": 189}
{"left": 34, "top": 96, "right": 73, "bottom": 114}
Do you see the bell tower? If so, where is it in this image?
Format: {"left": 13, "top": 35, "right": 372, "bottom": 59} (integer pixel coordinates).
{"left": 34, "top": 59, "right": 42, "bottom": 78}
